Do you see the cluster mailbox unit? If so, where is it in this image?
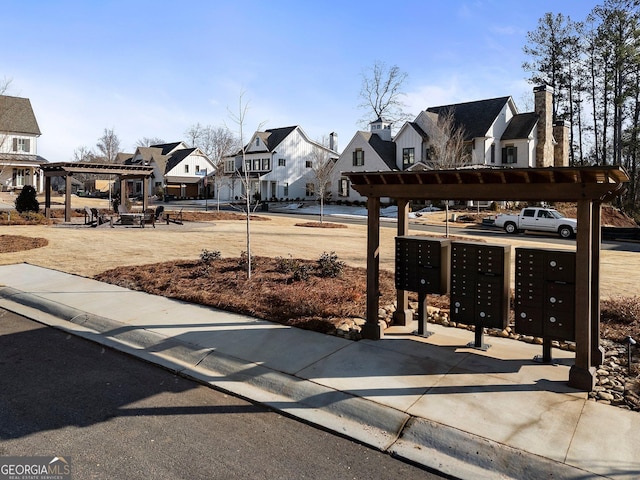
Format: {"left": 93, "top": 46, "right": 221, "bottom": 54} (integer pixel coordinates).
{"left": 515, "top": 247, "right": 576, "bottom": 362}
{"left": 395, "top": 236, "right": 451, "bottom": 336}
{"left": 449, "top": 242, "right": 512, "bottom": 350}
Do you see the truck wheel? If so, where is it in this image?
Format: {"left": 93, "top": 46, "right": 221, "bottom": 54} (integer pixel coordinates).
{"left": 558, "top": 226, "right": 573, "bottom": 239}
{"left": 504, "top": 222, "right": 518, "bottom": 234}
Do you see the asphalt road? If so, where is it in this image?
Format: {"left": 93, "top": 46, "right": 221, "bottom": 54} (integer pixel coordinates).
{"left": 0, "top": 309, "right": 446, "bottom": 480}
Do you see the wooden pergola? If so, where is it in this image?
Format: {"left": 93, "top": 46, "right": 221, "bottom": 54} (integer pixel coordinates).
{"left": 345, "top": 165, "right": 629, "bottom": 391}
{"left": 40, "top": 162, "right": 155, "bottom": 222}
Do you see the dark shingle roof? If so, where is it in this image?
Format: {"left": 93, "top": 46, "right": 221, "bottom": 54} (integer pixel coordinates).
{"left": 262, "top": 126, "right": 297, "bottom": 151}
{"left": 426, "top": 96, "right": 511, "bottom": 141}
{"left": 362, "top": 132, "right": 396, "bottom": 170}
{"left": 0, "top": 95, "right": 41, "bottom": 135}
{"left": 501, "top": 113, "right": 539, "bottom": 140}
{"left": 150, "top": 142, "right": 183, "bottom": 155}
{"left": 165, "top": 147, "right": 196, "bottom": 173}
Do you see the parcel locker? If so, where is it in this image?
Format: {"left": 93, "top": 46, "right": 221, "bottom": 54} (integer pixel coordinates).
{"left": 395, "top": 237, "right": 451, "bottom": 294}
{"left": 449, "top": 242, "right": 511, "bottom": 330}
{"left": 515, "top": 248, "right": 576, "bottom": 342}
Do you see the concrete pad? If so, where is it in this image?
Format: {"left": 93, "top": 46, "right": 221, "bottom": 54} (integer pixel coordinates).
{"left": 407, "top": 369, "right": 585, "bottom": 462}
{"left": 296, "top": 341, "right": 454, "bottom": 411}
{"left": 565, "top": 400, "right": 640, "bottom": 478}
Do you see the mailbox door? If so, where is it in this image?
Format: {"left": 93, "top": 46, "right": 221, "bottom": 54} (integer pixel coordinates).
{"left": 450, "top": 296, "right": 475, "bottom": 324}
{"left": 545, "top": 311, "right": 575, "bottom": 341}
{"left": 515, "top": 307, "right": 544, "bottom": 337}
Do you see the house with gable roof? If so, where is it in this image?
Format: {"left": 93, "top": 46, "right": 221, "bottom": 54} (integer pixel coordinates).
{"left": 218, "top": 125, "right": 339, "bottom": 202}
{"left": 124, "top": 141, "right": 215, "bottom": 199}
{"left": 332, "top": 85, "right": 569, "bottom": 202}
{"left": 0, "top": 95, "right": 46, "bottom": 192}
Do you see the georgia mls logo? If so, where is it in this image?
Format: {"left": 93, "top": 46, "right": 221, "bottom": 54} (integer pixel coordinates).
{"left": 0, "top": 456, "right": 71, "bottom": 479}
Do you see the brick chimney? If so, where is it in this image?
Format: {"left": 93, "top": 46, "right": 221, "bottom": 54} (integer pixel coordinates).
{"left": 534, "top": 85, "right": 554, "bottom": 167}
{"left": 553, "top": 120, "right": 570, "bottom": 167}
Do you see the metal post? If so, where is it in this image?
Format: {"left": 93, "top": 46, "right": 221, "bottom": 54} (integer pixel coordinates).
{"left": 394, "top": 199, "right": 412, "bottom": 326}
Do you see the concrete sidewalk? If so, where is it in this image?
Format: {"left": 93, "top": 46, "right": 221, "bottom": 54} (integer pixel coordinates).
{"left": 0, "top": 263, "right": 637, "bottom": 479}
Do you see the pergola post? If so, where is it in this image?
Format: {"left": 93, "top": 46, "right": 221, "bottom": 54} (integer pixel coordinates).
{"left": 393, "top": 199, "right": 412, "bottom": 326}
{"left": 591, "top": 202, "right": 605, "bottom": 366}
{"left": 362, "top": 196, "right": 383, "bottom": 340}
{"left": 142, "top": 178, "right": 149, "bottom": 211}
{"left": 44, "top": 176, "right": 51, "bottom": 219}
{"left": 64, "top": 175, "right": 72, "bottom": 222}
{"left": 569, "top": 200, "right": 596, "bottom": 390}
{"left": 120, "top": 178, "right": 127, "bottom": 212}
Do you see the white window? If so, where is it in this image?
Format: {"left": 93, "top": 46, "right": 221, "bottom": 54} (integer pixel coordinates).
{"left": 306, "top": 183, "right": 314, "bottom": 196}
{"left": 283, "top": 182, "right": 289, "bottom": 197}
{"left": 195, "top": 165, "right": 200, "bottom": 172}
{"left": 13, "top": 138, "right": 30, "bottom": 153}
{"left": 306, "top": 160, "right": 312, "bottom": 168}
{"left": 352, "top": 149, "right": 364, "bottom": 166}
{"left": 278, "top": 158, "right": 286, "bottom": 166}
{"left": 184, "top": 164, "right": 189, "bottom": 173}
{"left": 339, "top": 177, "right": 350, "bottom": 196}
{"left": 225, "top": 160, "right": 235, "bottom": 173}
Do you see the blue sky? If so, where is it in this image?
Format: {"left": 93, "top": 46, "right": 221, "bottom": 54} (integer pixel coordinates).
{"left": 2, "top": 0, "right": 598, "bottom": 161}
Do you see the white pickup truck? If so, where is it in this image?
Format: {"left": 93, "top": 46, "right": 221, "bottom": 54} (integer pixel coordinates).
{"left": 494, "top": 207, "right": 577, "bottom": 238}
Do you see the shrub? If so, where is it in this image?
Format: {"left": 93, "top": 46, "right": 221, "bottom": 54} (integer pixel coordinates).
{"left": 601, "top": 296, "right": 640, "bottom": 325}
{"left": 200, "top": 249, "right": 221, "bottom": 264}
{"left": 316, "top": 251, "right": 345, "bottom": 278}
{"left": 275, "top": 255, "right": 298, "bottom": 274}
{"left": 14, "top": 186, "right": 40, "bottom": 213}
{"left": 292, "top": 263, "right": 312, "bottom": 282}
{"left": 238, "top": 251, "right": 255, "bottom": 270}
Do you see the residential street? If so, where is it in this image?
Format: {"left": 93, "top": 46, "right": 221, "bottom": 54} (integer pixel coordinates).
{"left": 0, "top": 308, "right": 444, "bottom": 480}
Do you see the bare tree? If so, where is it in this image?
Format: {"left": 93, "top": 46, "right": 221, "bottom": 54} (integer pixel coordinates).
{"left": 426, "top": 109, "right": 471, "bottom": 168}
{"left": 184, "top": 123, "right": 204, "bottom": 147}
{"left": 227, "top": 93, "right": 265, "bottom": 279}
{"left": 204, "top": 127, "right": 239, "bottom": 211}
{"left": 0, "top": 78, "right": 14, "bottom": 181}
{"left": 136, "top": 136, "right": 165, "bottom": 147}
{"left": 358, "top": 61, "right": 412, "bottom": 129}
{"left": 72, "top": 145, "right": 95, "bottom": 163}
{"left": 424, "top": 108, "right": 471, "bottom": 236}
{"left": 96, "top": 128, "right": 121, "bottom": 163}
{"left": 309, "top": 136, "right": 336, "bottom": 223}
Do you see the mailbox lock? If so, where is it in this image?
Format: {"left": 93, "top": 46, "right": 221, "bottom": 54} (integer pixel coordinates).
{"left": 550, "top": 260, "right": 557, "bottom": 267}
{"left": 520, "top": 312, "right": 527, "bottom": 318}
{"left": 420, "top": 279, "right": 426, "bottom": 285}
{"left": 550, "top": 316, "right": 557, "bottom": 323}
{"left": 550, "top": 296, "right": 557, "bottom": 303}
{"left": 480, "top": 312, "right": 486, "bottom": 318}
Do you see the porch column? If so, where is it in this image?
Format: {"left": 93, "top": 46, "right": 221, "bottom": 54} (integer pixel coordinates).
{"left": 591, "top": 202, "right": 605, "bottom": 366}
{"left": 362, "top": 196, "right": 383, "bottom": 340}
{"left": 569, "top": 200, "right": 595, "bottom": 391}
{"left": 393, "top": 199, "right": 412, "bottom": 326}
{"left": 64, "top": 175, "right": 72, "bottom": 223}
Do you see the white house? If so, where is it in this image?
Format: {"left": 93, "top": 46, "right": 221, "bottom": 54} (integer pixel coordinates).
{"left": 331, "top": 85, "right": 569, "bottom": 201}
{"left": 0, "top": 95, "right": 45, "bottom": 192}
{"left": 218, "top": 126, "right": 339, "bottom": 202}
{"left": 330, "top": 117, "right": 396, "bottom": 203}
{"left": 124, "top": 142, "right": 216, "bottom": 199}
